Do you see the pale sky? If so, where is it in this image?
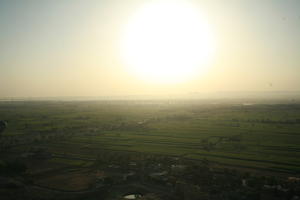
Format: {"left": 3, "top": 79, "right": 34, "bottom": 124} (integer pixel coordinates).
{"left": 0, "top": 0, "right": 300, "bottom": 98}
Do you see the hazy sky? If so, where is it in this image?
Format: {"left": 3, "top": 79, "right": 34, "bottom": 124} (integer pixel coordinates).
{"left": 0, "top": 0, "right": 300, "bottom": 98}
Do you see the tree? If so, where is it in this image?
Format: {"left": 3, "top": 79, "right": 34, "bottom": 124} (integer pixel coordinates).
{"left": 0, "top": 120, "right": 7, "bottom": 136}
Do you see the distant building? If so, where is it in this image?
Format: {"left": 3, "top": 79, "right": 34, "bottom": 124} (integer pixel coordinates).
{"left": 288, "top": 177, "right": 300, "bottom": 182}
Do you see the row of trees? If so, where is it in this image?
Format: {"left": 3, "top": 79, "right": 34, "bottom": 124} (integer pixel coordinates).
{"left": 231, "top": 118, "right": 300, "bottom": 124}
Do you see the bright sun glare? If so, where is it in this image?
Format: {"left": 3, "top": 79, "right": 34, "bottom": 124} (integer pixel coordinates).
{"left": 121, "top": 1, "right": 216, "bottom": 84}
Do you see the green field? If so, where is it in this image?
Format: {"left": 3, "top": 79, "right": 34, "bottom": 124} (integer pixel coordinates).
{"left": 1, "top": 100, "right": 300, "bottom": 175}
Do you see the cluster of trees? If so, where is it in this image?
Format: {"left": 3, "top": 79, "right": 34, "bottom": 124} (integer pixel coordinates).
{"left": 0, "top": 159, "right": 27, "bottom": 176}
{"left": 93, "top": 150, "right": 300, "bottom": 200}
{"left": 0, "top": 120, "right": 7, "bottom": 136}
{"left": 169, "top": 162, "right": 299, "bottom": 200}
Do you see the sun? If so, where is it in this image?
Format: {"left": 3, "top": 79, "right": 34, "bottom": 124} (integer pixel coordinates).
{"left": 121, "top": 1, "right": 216, "bottom": 84}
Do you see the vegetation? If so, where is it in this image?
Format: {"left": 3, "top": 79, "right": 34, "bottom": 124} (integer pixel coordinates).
{"left": 0, "top": 100, "right": 299, "bottom": 199}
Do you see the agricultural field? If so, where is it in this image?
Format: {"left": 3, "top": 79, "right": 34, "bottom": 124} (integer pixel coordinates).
{"left": 0, "top": 100, "right": 300, "bottom": 199}
{"left": 1, "top": 100, "right": 300, "bottom": 174}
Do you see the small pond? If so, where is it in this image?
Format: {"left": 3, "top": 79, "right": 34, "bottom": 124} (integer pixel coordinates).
{"left": 123, "top": 194, "right": 142, "bottom": 199}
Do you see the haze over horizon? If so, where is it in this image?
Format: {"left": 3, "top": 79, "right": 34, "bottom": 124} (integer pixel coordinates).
{"left": 1, "top": 0, "right": 300, "bottom": 98}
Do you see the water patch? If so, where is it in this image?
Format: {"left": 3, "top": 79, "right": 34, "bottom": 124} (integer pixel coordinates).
{"left": 123, "top": 194, "right": 142, "bottom": 199}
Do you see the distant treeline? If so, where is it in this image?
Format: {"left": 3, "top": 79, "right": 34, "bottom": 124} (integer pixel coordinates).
{"left": 230, "top": 118, "right": 300, "bottom": 125}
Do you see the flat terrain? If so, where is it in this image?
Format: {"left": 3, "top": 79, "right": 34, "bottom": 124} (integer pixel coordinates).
{"left": 1, "top": 100, "right": 300, "bottom": 176}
